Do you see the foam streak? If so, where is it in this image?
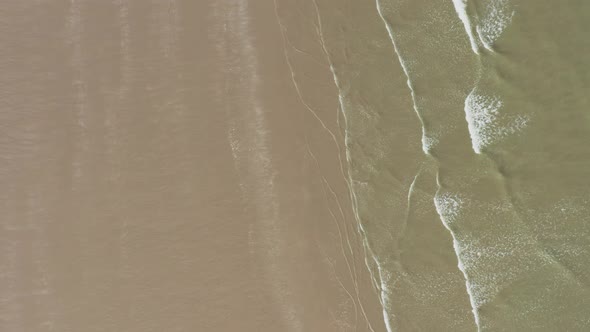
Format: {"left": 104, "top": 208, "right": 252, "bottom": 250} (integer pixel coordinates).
{"left": 451, "top": 0, "right": 480, "bottom": 54}
{"left": 375, "top": 0, "right": 430, "bottom": 155}
{"left": 433, "top": 188, "right": 482, "bottom": 331}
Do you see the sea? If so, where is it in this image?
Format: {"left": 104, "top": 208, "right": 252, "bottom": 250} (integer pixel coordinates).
{"left": 278, "top": 0, "right": 590, "bottom": 330}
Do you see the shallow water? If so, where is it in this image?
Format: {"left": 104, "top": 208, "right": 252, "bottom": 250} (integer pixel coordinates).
{"left": 280, "top": 0, "right": 590, "bottom": 330}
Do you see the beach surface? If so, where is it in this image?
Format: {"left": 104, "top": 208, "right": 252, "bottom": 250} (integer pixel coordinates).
{"left": 3, "top": 1, "right": 590, "bottom": 331}
{"left": 0, "top": 1, "right": 384, "bottom": 331}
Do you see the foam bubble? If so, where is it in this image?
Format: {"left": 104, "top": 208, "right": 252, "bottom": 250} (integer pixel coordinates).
{"left": 464, "top": 91, "right": 528, "bottom": 154}
{"left": 434, "top": 192, "right": 466, "bottom": 230}
{"left": 475, "top": 0, "right": 514, "bottom": 51}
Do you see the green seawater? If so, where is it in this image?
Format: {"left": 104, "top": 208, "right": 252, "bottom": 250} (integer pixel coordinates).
{"left": 282, "top": 0, "right": 590, "bottom": 330}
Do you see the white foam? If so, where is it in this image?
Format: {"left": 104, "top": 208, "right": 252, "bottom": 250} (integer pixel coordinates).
{"left": 375, "top": 262, "right": 394, "bottom": 332}
{"left": 422, "top": 134, "right": 440, "bottom": 154}
{"left": 451, "top": 0, "right": 480, "bottom": 54}
{"left": 433, "top": 192, "right": 481, "bottom": 330}
{"left": 434, "top": 192, "right": 465, "bottom": 229}
{"left": 434, "top": 192, "right": 547, "bottom": 330}
{"left": 464, "top": 90, "right": 528, "bottom": 154}
{"left": 475, "top": 0, "right": 514, "bottom": 51}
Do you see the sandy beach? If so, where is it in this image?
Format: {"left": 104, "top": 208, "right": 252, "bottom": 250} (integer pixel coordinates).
{"left": 0, "top": 1, "right": 384, "bottom": 331}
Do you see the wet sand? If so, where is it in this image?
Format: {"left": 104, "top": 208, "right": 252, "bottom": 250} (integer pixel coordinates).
{"left": 0, "top": 1, "right": 384, "bottom": 331}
